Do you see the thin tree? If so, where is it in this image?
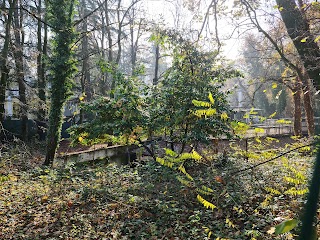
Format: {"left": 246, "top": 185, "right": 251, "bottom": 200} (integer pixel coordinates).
{"left": 37, "top": 0, "right": 48, "bottom": 122}
{"left": 0, "top": 0, "right": 16, "bottom": 122}
{"left": 12, "top": 0, "right": 28, "bottom": 140}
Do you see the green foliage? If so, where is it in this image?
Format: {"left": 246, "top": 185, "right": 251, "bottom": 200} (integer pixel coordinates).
{"left": 69, "top": 67, "right": 148, "bottom": 145}
{"left": 71, "top": 29, "right": 234, "bottom": 154}
{"left": 274, "top": 219, "right": 298, "bottom": 235}
{"left": 149, "top": 30, "right": 234, "bottom": 148}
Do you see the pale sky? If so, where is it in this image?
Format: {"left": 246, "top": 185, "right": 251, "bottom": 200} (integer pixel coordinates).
{"left": 143, "top": 0, "right": 243, "bottom": 60}
{"left": 142, "top": 0, "right": 281, "bottom": 61}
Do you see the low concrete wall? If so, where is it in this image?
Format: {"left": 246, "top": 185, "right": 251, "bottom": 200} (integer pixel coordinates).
{"left": 55, "top": 144, "right": 138, "bottom": 167}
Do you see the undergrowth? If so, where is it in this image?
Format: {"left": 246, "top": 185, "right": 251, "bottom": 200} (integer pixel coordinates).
{"left": 0, "top": 137, "right": 318, "bottom": 239}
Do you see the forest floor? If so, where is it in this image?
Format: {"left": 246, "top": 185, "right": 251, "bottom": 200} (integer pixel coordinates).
{"left": 0, "top": 136, "right": 318, "bottom": 239}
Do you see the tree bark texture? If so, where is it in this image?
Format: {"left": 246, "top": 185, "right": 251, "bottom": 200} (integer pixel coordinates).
{"left": 293, "top": 83, "right": 302, "bottom": 136}
{"left": 37, "top": 0, "right": 47, "bottom": 121}
{"left": 13, "top": 0, "right": 28, "bottom": 140}
{"left": 153, "top": 44, "right": 160, "bottom": 85}
{"left": 0, "top": 0, "right": 16, "bottom": 122}
{"left": 300, "top": 74, "right": 315, "bottom": 136}
{"left": 276, "top": 0, "right": 320, "bottom": 90}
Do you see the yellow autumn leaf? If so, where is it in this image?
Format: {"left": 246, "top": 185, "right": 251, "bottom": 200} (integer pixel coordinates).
{"left": 254, "top": 128, "right": 264, "bottom": 133}
{"left": 263, "top": 89, "right": 267, "bottom": 93}
{"left": 314, "top": 36, "right": 320, "bottom": 43}
{"left": 208, "top": 92, "right": 215, "bottom": 104}
{"left": 79, "top": 96, "right": 85, "bottom": 101}
{"left": 272, "top": 83, "right": 277, "bottom": 89}
{"left": 220, "top": 112, "right": 228, "bottom": 121}
{"left": 300, "top": 37, "right": 308, "bottom": 43}
{"left": 197, "top": 194, "right": 216, "bottom": 210}
{"left": 78, "top": 136, "right": 84, "bottom": 142}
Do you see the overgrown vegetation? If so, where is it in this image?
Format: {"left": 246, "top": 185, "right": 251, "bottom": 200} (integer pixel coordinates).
{"left": 69, "top": 31, "right": 236, "bottom": 157}
{"left": 1, "top": 1, "right": 319, "bottom": 238}
{"left": 0, "top": 136, "right": 317, "bottom": 239}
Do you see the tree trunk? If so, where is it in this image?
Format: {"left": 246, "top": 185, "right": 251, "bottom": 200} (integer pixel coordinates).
{"left": 44, "top": 0, "right": 77, "bottom": 166}
{"left": 0, "top": 0, "right": 16, "bottom": 122}
{"left": 130, "top": 14, "right": 142, "bottom": 76}
{"left": 276, "top": 0, "right": 320, "bottom": 90}
{"left": 110, "top": 0, "right": 122, "bottom": 97}
{"left": 13, "top": 0, "right": 28, "bottom": 141}
{"left": 37, "top": 0, "right": 47, "bottom": 121}
{"left": 130, "top": 18, "right": 136, "bottom": 75}
{"left": 79, "top": 0, "right": 92, "bottom": 123}
{"left": 115, "top": 0, "right": 122, "bottom": 65}
{"left": 103, "top": 0, "right": 113, "bottom": 96}
{"left": 300, "top": 71, "right": 315, "bottom": 136}
{"left": 153, "top": 44, "right": 160, "bottom": 85}
{"left": 293, "top": 84, "right": 302, "bottom": 136}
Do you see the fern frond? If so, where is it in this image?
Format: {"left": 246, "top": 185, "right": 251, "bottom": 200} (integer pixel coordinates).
{"left": 261, "top": 195, "right": 272, "bottom": 208}
{"left": 220, "top": 112, "right": 228, "bottom": 121}
{"left": 176, "top": 176, "right": 193, "bottom": 187}
{"left": 178, "top": 164, "right": 194, "bottom": 181}
{"left": 164, "top": 148, "right": 179, "bottom": 157}
{"left": 261, "top": 151, "right": 277, "bottom": 159}
{"left": 156, "top": 157, "right": 174, "bottom": 168}
{"left": 206, "top": 108, "right": 217, "bottom": 116}
{"left": 284, "top": 176, "right": 306, "bottom": 185}
{"left": 284, "top": 187, "right": 308, "bottom": 196}
{"left": 179, "top": 152, "right": 194, "bottom": 160}
{"left": 284, "top": 165, "right": 306, "bottom": 181}
{"left": 194, "top": 108, "right": 217, "bottom": 117}
{"left": 179, "top": 150, "right": 202, "bottom": 161}
{"left": 191, "top": 149, "right": 203, "bottom": 161}
{"left": 197, "top": 186, "right": 214, "bottom": 195}
{"left": 294, "top": 171, "right": 307, "bottom": 181}
{"left": 208, "top": 92, "right": 215, "bottom": 104}
{"left": 165, "top": 156, "right": 184, "bottom": 163}
{"left": 197, "top": 194, "right": 216, "bottom": 210}
{"left": 265, "top": 187, "right": 281, "bottom": 195}
{"left": 192, "top": 99, "right": 211, "bottom": 107}
{"left": 202, "top": 226, "right": 212, "bottom": 239}
{"left": 201, "top": 185, "right": 214, "bottom": 193}
{"left": 226, "top": 218, "right": 236, "bottom": 228}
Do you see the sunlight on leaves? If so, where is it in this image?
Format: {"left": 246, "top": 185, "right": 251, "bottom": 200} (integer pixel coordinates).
{"left": 220, "top": 112, "right": 228, "bottom": 121}
{"left": 197, "top": 194, "right": 216, "bottom": 210}
{"left": 254, "top": 128, "right": 265, "bottom": 133}
{"left": 208, "top": 92, "right": 215, "bottom": 104}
